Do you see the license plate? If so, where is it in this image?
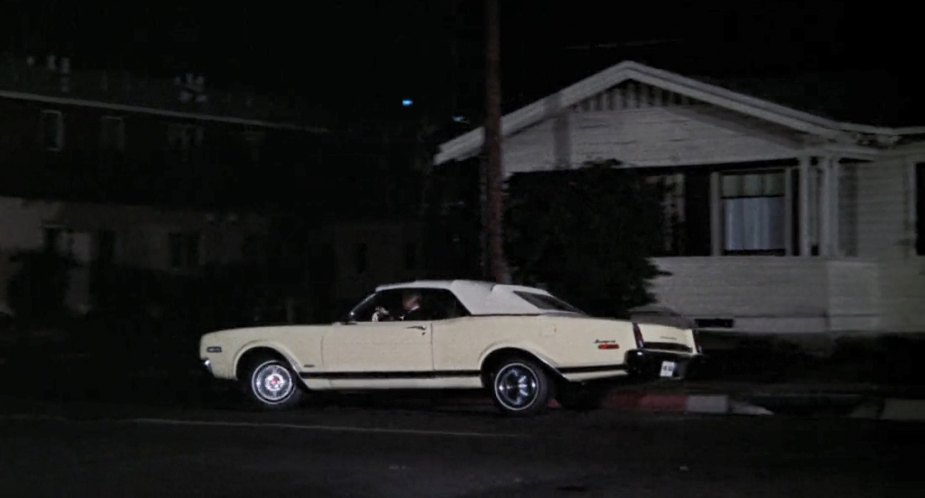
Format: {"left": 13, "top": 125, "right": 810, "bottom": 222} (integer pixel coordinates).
{"left": 659, "top": 361, "right": 676, "bottom": 378}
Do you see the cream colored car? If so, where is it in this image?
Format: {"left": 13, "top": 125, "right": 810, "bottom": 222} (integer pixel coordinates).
{"left": 199, "top": 280, "right": 701, "bottom": 415}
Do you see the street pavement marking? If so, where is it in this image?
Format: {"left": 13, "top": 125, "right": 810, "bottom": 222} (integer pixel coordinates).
{"left": 128, "top": 417, "right": 529, "bottom": 438}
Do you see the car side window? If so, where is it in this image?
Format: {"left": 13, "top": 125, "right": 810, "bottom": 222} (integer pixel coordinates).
{"left": 347, "top": 288, "right": 471, "bottom": 322}
{"left": 348, "top": 290, "right": 403, "bottom": 322}
{"left": 420, "top": 289, "right": 470, "bottom": 320}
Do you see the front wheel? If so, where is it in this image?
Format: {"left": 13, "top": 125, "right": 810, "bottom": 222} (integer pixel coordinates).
{"left": 488, "top": 357, "right": 551, "bottom": 416}
{"left": 242, "top": 356, "right": 304, "bottom": 410}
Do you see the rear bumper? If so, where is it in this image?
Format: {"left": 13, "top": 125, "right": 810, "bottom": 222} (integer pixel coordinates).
{"left": 625, "top": 349, "right": 698, "bottom": 380}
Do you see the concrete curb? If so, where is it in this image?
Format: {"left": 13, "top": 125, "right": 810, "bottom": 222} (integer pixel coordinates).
{"left": 598, "top": 392, "right": 770, "bottom": 416}
{"left": 595, "top": 391, "right": 925, "bottom": 421}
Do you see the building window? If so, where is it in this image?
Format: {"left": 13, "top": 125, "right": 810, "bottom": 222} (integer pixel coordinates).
{"left": 721, "top": 170, "right": 786, "bottom": 255}
{"left": 94, "top": 230, "right": 117, "bottom": 265}
{"left": 242, "top": 235, "right": 263, "bottom": 261}
{"left": 43, "top": 226, "right": 63, "bottom": 254}
{"left": 355, "top": 243, "right": 368, "bottom": 274}
{"left": 42, "top": 226, "right": 74, "bottom": 257}
{"left": 917, "top": 163, "right": 924, "bottom": 255}
{"left": 40, "top": 110, "right": 64, "bottom": 151}
{"left": 243, "top": 130, "right": 265, "bottom": 164}
{"left": 100, "top": 116, "right": 125, "bottom": 152}
{"left": 167, "top": 123, "right": 204, "bottom": 162}
{"left": 169, "top": 231, "right": 200, "bottom": 269}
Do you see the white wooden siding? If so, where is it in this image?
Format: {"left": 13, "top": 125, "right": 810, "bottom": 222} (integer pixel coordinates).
{"left": 855, "top": 159, "right": 910, "bottom": 259}
{"left": 502, "top": 102, "right": 802, "bottom": 176}
{"left": 877, "top": 259, "right": 925, "bottom": 332}
{"left": 826, "top": 260, "right": 880, "bottom": 331}
{"left": 651, "top": 257, "right": 881, "bottom": 332}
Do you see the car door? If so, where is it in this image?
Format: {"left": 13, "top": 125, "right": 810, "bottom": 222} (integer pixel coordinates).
{"left": 322, "top": 321, "right": 432, "bottom": 375}
{"left": 321, "top": 288, "right": 434, "bottom": 387}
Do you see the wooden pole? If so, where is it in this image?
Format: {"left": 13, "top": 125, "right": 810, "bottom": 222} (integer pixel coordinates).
{"left": 483, "top": 0, "right": 509, "bottom": 283}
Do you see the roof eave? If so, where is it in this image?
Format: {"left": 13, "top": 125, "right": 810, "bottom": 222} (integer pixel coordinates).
{"left": 434, "top": 61, "right": 925, "bottom": 165}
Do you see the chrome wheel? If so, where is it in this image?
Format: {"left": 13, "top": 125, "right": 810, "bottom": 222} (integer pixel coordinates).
{"left": 252, "top": 361, "right": 295, "bottom": 404}
{"left": 493, "top": 362, "right": 540, "bottom": 411}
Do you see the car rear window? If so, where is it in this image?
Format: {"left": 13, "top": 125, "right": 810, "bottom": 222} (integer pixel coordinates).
{"left": 513, "top": 291, "right": 584, "bottom": 314}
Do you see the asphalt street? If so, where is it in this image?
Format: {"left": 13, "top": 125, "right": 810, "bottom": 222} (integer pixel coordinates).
{"left": 0, "top": 396, "right": 922, "bottom": 498}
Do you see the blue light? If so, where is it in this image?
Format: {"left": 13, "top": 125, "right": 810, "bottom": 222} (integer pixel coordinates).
{"left": 402, "top": 99, "right": 413, "bottom": 107}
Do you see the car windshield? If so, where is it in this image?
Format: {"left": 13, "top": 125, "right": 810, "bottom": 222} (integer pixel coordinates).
{"left": 513, "top": 291, "right": 585, "bottom": 314}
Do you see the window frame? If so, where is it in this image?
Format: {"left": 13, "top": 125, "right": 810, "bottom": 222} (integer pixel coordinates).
{"left": 100, "top": 116, "right": 126, "bottom": 152}
{"left": 916, "top": 162, "right": 924, "bottom": 256}
{"left": 720, "top": 168, "right": 788, "bottom": 256}
{"left": 40, "top": 110, "right": 65, "bottom": 151}
{"left": 346, "top": 288, "right": 471, "bottom": 323}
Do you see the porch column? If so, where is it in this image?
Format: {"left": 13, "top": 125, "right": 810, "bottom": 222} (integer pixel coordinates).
{"left": 830, "top": 158, "right": 841, "bottom": 257}
{"left": 710, "top": 170, "right": 722, "bottom": 256}
{"left": 819, "top": 156, "right": 833, "bottom": 257}
{"left": 799, "top": 155, "right": 813, "bottom": 256}
{"left": 784, "top": 168, "right": 794, "bottom": 255}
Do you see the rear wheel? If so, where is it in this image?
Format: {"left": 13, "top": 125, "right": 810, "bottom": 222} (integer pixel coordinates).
{"left": 488, "top": 357, "right": 551, "bottom": 416}
{"left": 242, "top": 355, "right": 303, "bottom": 410}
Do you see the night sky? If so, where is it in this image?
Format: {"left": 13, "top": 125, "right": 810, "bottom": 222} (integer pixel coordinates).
{"left": 2, "top": 0, "right": 921, "bottom": 125}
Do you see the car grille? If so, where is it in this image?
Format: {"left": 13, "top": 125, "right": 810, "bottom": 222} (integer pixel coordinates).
{"left": 643, "top": 342, "right": 692, "bottom": 353}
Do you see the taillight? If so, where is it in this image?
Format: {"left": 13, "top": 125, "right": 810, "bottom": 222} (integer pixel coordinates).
{"left": 632, "top": 322, "right": 645, "bottom": 349}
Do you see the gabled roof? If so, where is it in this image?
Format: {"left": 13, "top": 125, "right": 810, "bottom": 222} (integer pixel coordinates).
{"left": 435, "top": 61, "right": 925, "bottom": 165}
{"left": 698, "top": 70, "right": 921, "bottom": 128}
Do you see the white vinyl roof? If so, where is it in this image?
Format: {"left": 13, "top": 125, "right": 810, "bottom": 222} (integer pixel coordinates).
{"left": 376, "top": 279, "right": 582, "bottom": 315}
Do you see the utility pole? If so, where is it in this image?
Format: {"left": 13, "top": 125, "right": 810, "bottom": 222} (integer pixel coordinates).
{"left": 483, "top": 0, "right": 509, "bottom": 283}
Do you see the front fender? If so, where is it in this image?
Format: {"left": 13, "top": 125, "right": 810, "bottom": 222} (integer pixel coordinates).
{"left": 232, "top": 340, "right": 303, "bottom": 380}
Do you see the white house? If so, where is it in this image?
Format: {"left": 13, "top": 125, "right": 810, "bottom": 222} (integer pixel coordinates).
{"left": 434, "top": 61, "right": 925, "bottom": 333}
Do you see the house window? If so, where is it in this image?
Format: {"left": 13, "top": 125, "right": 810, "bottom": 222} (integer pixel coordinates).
{"left": 917, "top": 163, "right": 924, "bottom": 255}
{"left": 40, "top": 110, "right": 64, "bottom": 151}
{"left": 722, "top": 170, "right": 786, "bottom": 255}
{"left": 168, "top": 231, "right": 201, "bottom": 269}
{"left": 355, "top": 243, "right": 368, "bottom": 274}
{"left": 100, "top": 116, "right": 125, "bottom": 152}
{"left": 645, "top": 173, "right": 685, "bottom": 256}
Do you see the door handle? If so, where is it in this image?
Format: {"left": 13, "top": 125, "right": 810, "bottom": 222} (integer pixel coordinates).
{"left": 405, "top": 325, "right": 426, "bottom": 331}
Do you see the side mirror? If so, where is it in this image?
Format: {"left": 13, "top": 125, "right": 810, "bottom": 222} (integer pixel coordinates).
{"left": 339, "top": 311, "right": 358, "bottom": 325}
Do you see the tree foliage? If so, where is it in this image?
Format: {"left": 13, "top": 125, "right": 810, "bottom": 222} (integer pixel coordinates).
{"left": 504, "top": 161, "right": 669, "bottom": 318}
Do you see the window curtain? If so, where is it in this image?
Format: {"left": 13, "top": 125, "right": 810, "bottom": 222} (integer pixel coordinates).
{"left": 723, "top": 197, "right": 785, "bottom": 252}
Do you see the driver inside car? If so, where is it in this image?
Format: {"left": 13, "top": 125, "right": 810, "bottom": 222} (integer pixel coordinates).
{"left": 372, "top": 290, "right": 426, "bottom": 321}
